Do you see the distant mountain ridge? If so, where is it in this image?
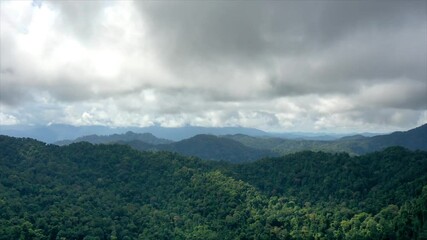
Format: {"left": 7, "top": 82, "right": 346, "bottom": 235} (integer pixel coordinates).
{"left": 0, "top": 123, "right": 379, "bottom": 143}
{"left": 0, "top": 124, "right": 269, "bottom": 143}
{"left": 365, "top": 123, "right": 427, "bottom": 151}
{"left": 55, "top": 131, "right": 172, "bottom": 146}
{"left": 2, "top": 123, "right": 425, "bottom": 160}
{"left": 57, "top": 133, "right": 278, "bottom": 163}
{"left": 338, "top": 134, "right": 368, "bottom": 141}
{"left": 225, "top": 123, "right": 427, "bottom": 155}
{"left": 158, "top": 134, "right": 278, "bottom": 163}
{"left": 50, "top": 123, "right": 427, "bottom": 162}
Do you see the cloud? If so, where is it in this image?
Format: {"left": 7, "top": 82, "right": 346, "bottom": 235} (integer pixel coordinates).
{"left": 0, "top": 112, "right": 19, "bottom": 125}
{"left": 1, "top": 1, "right": 168, "bottom": 104}
{"left": 356, "top": 80, "right": 427, "bottom": 110}
{"left": 0, "top": 0, "right": 426, "bottom": 132}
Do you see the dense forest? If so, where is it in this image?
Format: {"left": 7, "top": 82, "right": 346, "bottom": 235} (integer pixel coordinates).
{"left": 0, "top": 135, "right": 426, "bottom": 239}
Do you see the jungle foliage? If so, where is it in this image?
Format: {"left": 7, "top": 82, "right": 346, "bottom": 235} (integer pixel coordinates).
{"left": 0, "top": 135, "right": 426, "bottom": 239}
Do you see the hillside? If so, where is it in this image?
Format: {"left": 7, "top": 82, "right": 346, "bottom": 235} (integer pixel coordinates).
{"left": 322, "top": 123, "right": 427, "bottom": 155}
{"left": 55, "top": 131, "right": 173, "bottom": 146}
{"left": 158, "top": 134, "right": 278, "bottom": 163}
{"left": 0, "top": 135, "right": 426, "bottom": 239}
{"left": 58, "top": 133, "right": 278, "bottom": 163}
{"left": 231, "top": 147, "right": 427, "bottom": 211}
{"left": 53, "top": 124, "right": 427, "bottom": 162}
{"left": 225, "top": 123, "right": 427, "bottom": 155}
{"left": 361, "top": 123, "right": 427, "bottom": 152}
{"left": 0, "top": 124, "right": 268, "bottom": 143}
{"left": 222, "top": 134, "right": 286, "bottom": 150}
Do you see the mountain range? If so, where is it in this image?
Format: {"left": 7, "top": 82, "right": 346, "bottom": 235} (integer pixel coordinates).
{"left": 0, "top": 123, "right": 376, "bottom": 144}
{"left": 57, "top": 132, "right": 277, "bottom": 163}
{"left": 55, "top": 131, "right": 173, "bottom": 146}
{"left": 51, "top": 123, "right": 427, "bottom": 162}
{"left": 225, "top": 123, "right": 427, "bottom": 155}
{"left": 0, "top": 124, "right": 269, "bottom": 143}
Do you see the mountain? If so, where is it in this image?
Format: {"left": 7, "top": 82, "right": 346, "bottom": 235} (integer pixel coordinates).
{"left": 232, "top": 147, "right": 427, "bottom": 210}
{"left": 0, "top": 135, "right": 426, "bottom": 239}
{"left": 158, "top": 134, "right": 278, "bottom": 163}
{"left": 0, "top": 123, "right": 380, "bottom": 144}
{"left": 363, "top": 123, "right": 427, "bottom": 151}
{"left": 222, "top": 134, "right": 286, "bottom": 149}
{"left": 2, "top": 123, "right": 425, "bottom": 156}
{"left": 55, "top": 131, "right": 173, "bottom": 146}
{"left": 133, "top": 125, "right": 268, "bottom": 141}
{"left": 0, "top": 124, "right": 268, "bottom": 143}
{"left": 271, "top": 132, "right": 350, "bottom": 141}
{"left": 327, "top": 123, "right": 427, "bottom": 155}
{"left": 226, "top": 123, "right": 427, "bottom": 155}
{"left": 56, "top": 132, "right": 277, "bottom": 163}
{"left": 338, "top": 134, "right": 368, "bottom": 141}
{"left": 52, "top": 124, "right": 427, "bottom": 162}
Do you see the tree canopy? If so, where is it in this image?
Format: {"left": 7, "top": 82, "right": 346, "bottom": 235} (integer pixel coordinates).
{"left": 0, "top": 135, "right": 426, "bottom": 239}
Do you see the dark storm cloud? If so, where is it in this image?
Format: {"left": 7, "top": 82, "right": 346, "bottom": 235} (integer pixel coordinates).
{"left": 137, "top": 1, "right": 424, "bottom": 60}
{"left": 138, "top": 1, "right": 426, "bottom": 99}
{"left": 138, "top": 2, "right": 270, "bottom": 64}
{"left": 0, "top": 82, "right": 27, "bottom": 106}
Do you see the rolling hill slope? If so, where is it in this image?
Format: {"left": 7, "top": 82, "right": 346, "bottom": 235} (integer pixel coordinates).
{"left": 56, "top": 133, "right": 278, "bottom": 163}
{"left": 158, "top": 134, "right": 278, "bottom": 163}
{"left": 225, "top": 123, "right": 427, "bottom": 155}
{"left": 55, "top": 131, "right": 172, "bottom": 146}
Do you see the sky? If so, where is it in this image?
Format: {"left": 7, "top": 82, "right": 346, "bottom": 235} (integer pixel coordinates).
{"left": 0, "top": 0, "right": 426, "bottom": 133}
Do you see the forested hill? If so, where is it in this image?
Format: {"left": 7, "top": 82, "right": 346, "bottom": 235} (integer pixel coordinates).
{"left": 224, "top": 123, "right": 427, "bottom": 155}
{"left": 363, "top": 123, "right": 427, "bottom": 152}
{"left": 57, "top": 133, "right": 278, "bottom": 163}
{"left": 0, "top": 135, "right": 426, "bottom": 239}
{"left": 53, "top": 124, "right": 427, "bottom": 161}
{"left": 55, "top": 131, "right": 173, "bottom": 146}
{"left": 157, "top": 134, "right": 278, "bottom": 163}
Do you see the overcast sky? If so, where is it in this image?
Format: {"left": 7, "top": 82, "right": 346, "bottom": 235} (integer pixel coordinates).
{"left": 0, "top": 0, "right": 426, "bottom": 133}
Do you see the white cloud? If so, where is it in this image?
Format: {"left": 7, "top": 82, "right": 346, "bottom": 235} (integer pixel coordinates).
{"left": 0, "top": 1, "right": 426, "bottom": 133}
{"left": 0, "top": 112, "right": 19, "bottom": 125}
